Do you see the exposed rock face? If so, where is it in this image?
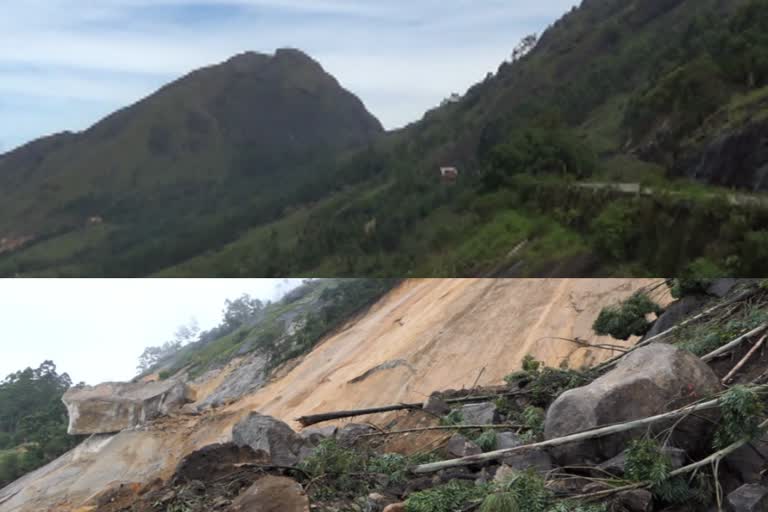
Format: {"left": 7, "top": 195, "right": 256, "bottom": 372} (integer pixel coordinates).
{"left": 675, "top": 119, "right": 768, "bottom": 191}
{"left": 196, "top": 354, "right": 269, "bottom": 410}
{"left": 230, "top": 476, "right": 310, "bottom": 512}
{"left": 544, "top": 344, "right": 721, "bottom": 465}
{"left": 232, "top": 413, "right": 304, "bottom": 466}
{"left": 62, "top": 380, "right": 189, "bottom": 434}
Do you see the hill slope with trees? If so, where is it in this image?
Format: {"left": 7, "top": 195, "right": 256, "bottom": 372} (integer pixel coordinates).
{"left": 2, "top": 0, "right": 768, "bottom": 276}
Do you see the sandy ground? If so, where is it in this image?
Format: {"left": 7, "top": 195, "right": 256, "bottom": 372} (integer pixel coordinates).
{"left": 0, "top": 278, "right": 670, "bottom": 512}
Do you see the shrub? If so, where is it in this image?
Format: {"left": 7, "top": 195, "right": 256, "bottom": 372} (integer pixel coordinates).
{"left": 406, "top": 481, "right": 489, "bottom": 512}
{"left": 669, "top": 258, "right": 725, "bottom": 298}
{"left": 715, "top": 385, "right": 765, "bottom": 449}
{"left": 593, "top": 292, "right": 663, "bottom": 340}
{"left": 472, "top": 430, "right": 498, "bottom": 452}
{"left": 298, "top": 439, "right": 369, "bottom": 499}
{"left": 158, "top": 370, "right": 172, "bottom": 380}
{"left": 440, "top": 409, "right": 465, "bottom": 426}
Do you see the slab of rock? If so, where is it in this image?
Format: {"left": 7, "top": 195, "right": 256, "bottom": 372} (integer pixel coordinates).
{"left": 726, "top": 483, "right": 768, "bottom": 512}
{"left": 725, "top": 436, "right": 768, "bottom": 484}
{"left": 62, "top": 380, "right": 189, "bottom": 435}
{"left": 544, "top": 344, "right": 721, "bottom": 466}
{"left": 232, "top": 413, "right": 304, "bottom": 466}
{"left": 338, "top": 424, "right": 376, "bottom": 447}
{"left": 446, "top": 434, "right": 482, "bottom": 458}
{"left": 500, "top": 448, "right": 553, "bottom": 473}
{"left": 614, "top": 489, "right": 653, "bottom": 512}
{"left": 642, "top": 296, "right": 708, "bottom": 341}
{"left": 496, "top": 431, "right": 524, "bottom": 450}
{"left": 459, "top": 402, "right": 497, "bottom": 425}
{"left": 230, "top": 476, "right": 309, "bottom": 512}
{"left": 423, "top": 394, "right": 450, "bottom": 416}
{"left": 300, "top": 425, "right": 337, "bottom": 446}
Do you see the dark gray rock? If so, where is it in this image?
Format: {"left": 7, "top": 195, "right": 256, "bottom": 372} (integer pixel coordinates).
{"left": 643, "top": 296, "right": 708, "bottom": 341}
{"left": 727, "top": 483, "right": 768, "bottom": 512}
{"left": 300, "top": 425, "right": 337, "bottom": 446}
{"left": 496, "top": 431, "right": 524, "bottom": 450}
{"left": 232, "top": 412, "right": 304, "bottom": 466}
{"left": 337, "top": 424, "right": 376, "bottom": 447}
{"left": 614, "top": 489, "right": 654, "bottom": 512}
{"left": 725, "top": 436, "right": 768, "bottom": 484}
{"left": 707, "top": 279, "right": 740, "bottom": 298}
{"left": 446, "top": 434, "right": 482, "bottom": 458}
{"left": 459, "top": 402, "right": 497, "bottom": 425}
{"left": 500, "top": 448, "right": 553, "bottom": 473}
{"left": 422, "top": 395, "right": 450, "bottom": 416}
{"left": 544, "top": 344, "right": 721, "bottom": 466}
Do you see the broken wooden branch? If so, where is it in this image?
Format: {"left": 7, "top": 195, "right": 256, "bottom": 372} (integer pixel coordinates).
{"left": 412, "top": 387, "right": 768, "bottom": 474}
{"left": 722, "top": 333, "right": 768, "bottom": 384}
{"left": 296, "top": 391, "right": 527, "bottom": 427}
{"left": 702, "top": 323, "right": 768, "bottom": 363}
{"left": 361, "top": 424, "right": 524, "bottom": 437}
{"left": 297, "top": 403, "right": 422, "bottom": 427}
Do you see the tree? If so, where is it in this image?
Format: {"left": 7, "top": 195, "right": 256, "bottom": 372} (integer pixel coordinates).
{"left": 511, "top": 33, "right": 539, "bottom": 62}
{"left": 223, "top": 294, "right": 265, "bottom": 328}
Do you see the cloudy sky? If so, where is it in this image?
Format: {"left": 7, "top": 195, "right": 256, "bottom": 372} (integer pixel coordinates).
{"left": 0, "top": 0, "right": 577, "bottom": 153}
{"left": 0, "top": 279, "right": 302, "bottom": 385}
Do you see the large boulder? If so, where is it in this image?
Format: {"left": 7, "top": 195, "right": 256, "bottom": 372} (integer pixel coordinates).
{"left": 62, "top": 380, "right": 190, "bottom": 435}
{"left": 544, "top": 344, "right": 721, "bottom": 465}
{"left": 230, "top": 476, "right": 310, "bottom": 512}
{"left": 232, "top": 413, "right": 304, "bottom": 466}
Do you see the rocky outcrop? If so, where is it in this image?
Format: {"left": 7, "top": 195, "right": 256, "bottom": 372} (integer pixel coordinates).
{"left": 232, "top": 413, "right": 304, "bottom": 466}
{"left": 196, "top": 354, "right": 269, "bottom": 410}
{"left": 674, "top": 119, "right": 768, "bottom": 191}
{"left": 544, "top": 343, "right": 721, "bottom": 465}
{"left": 61, "top": 380, "right": 190, "bottom": 434}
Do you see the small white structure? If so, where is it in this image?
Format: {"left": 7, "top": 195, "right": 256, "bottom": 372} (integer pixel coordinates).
{"left": 440, "top": 167, "right": 459, "bottom": 183}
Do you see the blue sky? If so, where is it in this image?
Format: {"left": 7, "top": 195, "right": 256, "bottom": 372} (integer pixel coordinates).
{"left": 0, "top": 279, "right": 302, "bottom": 385}
{"left": 0, "top": 0, "right": 577, "bottom": 153}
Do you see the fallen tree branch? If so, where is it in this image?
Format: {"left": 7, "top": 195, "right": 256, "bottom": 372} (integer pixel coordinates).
{"left": 361, "top": 424, "right": 523, "bottom": 437}
{"left": 297, "top": 403, "right": 422, "bottom": 427}
{"left": 722, "top": 334, "right": 768, "bottom": 384}
{"left": 296, "top": 391, "right": 527, "bottom": 427}
{"left": 412, "top": 386, "right": 768, "bottom": 474}
{"left": 702, "top": 324, "right": 768, "bottom": 363}
{"left": 575, "top": 417, "right": 768, "bottom": 502}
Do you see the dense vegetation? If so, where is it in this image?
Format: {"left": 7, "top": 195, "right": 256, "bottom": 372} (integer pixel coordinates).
{"left": 2, "top": 0, "right": 768, "bottom": 277}
{"left": 0, "top": 362, "right": 80, "bottom": 488}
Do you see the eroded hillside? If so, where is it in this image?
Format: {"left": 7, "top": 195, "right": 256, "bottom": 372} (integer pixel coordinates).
{"left": 0, "top": 278, "right": 669, "bottom": 512}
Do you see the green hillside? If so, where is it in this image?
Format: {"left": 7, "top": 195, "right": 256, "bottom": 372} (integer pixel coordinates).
{"left": 2, "top": 0, "right": 768, "bottom": 277}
